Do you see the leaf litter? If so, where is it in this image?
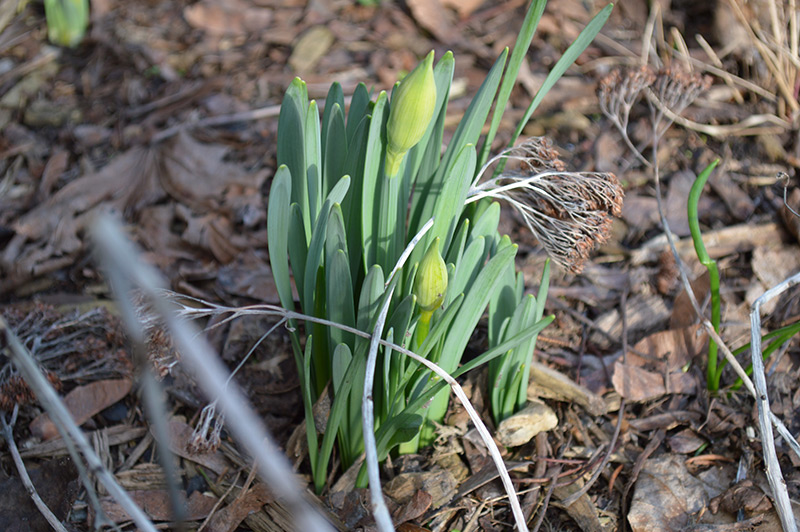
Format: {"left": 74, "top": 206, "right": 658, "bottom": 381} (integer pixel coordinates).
{"left": 2, "top": 0, "right": 800, "bottom": 531}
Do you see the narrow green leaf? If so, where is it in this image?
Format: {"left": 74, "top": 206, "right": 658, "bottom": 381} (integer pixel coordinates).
{"left": 306, "top": 100, "right": 323, "bottom": 225}
{"left": 446, "top": 236, "right": 485, "bottom": 307}
{"left": 347, "top": 82, "right": 371, "bottom": 143}
{"left": 326, "top": 215, "right": 355, "bottom": 349}
{"left": 361, "top": 91, "right": 389, "bottom": 270}
{"left": 277, "top": 78, "right": 311, "bottom": 240}
{"left": 323, "top": 103, "right": 347, "bottom": 197}
{"left": 288, "top": 203, "right": 308, "bottom": 309}
{"left": 267, "top": 166, "right": 294, "bottom": 312}
{"left": 507, "top": 4, "right": 613, "bottom": 153}
{"left": 357, "top": 265, "right": 385, "bottom": 332}
{"left": 479, "top": 0, "right": 547, "bottom": 168}
{"left": 321, "top": 82, "right": 345, "bottom": 165}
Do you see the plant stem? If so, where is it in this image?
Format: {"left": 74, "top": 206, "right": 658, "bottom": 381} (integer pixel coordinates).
{"left": 687, "top": 159, "right": 721, "bottom": 391}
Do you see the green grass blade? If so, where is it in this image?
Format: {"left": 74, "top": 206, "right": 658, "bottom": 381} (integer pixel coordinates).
{"left": 507, "top": 4, "right": 613, "bottom": 154}
{"left": 479, "top": 0, "right": 547, "bottom": 168}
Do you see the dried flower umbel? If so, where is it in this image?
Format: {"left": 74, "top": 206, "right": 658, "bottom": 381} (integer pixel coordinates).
{"left": 468, "top": 137, "right": 623, "bottom": 273}
{"left": 599, "top": 66, "right": 712, "bottom": 164}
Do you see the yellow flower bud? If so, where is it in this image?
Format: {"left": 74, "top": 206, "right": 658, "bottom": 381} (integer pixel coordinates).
{"left": 414, "top": 238, "right": 448, "bottom": 314}
{"left": 385, "top": 51, "right": 437, "bottom": 177}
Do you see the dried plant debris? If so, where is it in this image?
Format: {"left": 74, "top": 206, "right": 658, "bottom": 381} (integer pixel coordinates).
{"left": 470, "top": 137, "right": 624, "bottom": 273}
{"left": 0, "top": 304, "right": 131, "bottom": 412}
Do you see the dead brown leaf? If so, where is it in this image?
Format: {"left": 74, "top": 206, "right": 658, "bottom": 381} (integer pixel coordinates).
{"left": 392, "top": 489, "right": 432, "bottom": 527}
{"left": 204, "top": 483, "right": 273, "bottom": 532}
{"left": 612, "top": 361, "right": 665, "bottom": 402}
{"left": 628, "top": 455, "right": 733, "bottom": 531}
{"left": 406, "top": 0, "right": 457, "bottom": 43}
{"left": 183, "top": 0, "right": 273, "bottom": 36}
{"left": 165, "top": 418, "right": 230, "bottom": 475}
{"left": 30, "top": 378, "right": 133, "bottom": 440}
{"left": 98, "top": 489, "right": 218, "bottom": 523}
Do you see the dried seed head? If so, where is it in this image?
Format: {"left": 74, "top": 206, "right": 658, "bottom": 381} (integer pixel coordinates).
{"left": 652, "top": 67, "right": 712, "bottom": 115}
{"left": 187, "top": 404, "right": 224, "bottom": 454}
{"left": 598, "top": 66, "right": 656, "bottom": 128}
{"left": 469, "top": 137, "right": 624, "bottom": 273}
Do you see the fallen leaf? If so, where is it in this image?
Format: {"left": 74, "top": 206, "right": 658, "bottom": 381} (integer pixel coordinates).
{"left": 668, "top": 428, "right": 706, "bottom": 454}
{"left": 612, "top": 362, "right": 665, "bottom": 402}
{"left": 628, "top": 455, "right": 732, "bottom": 531}
{"left": 626, "top": 324, "right": 707, "bottom": 373}
{"left": 205, "top": 483, "right": 273, "bottom": 532}
{"left": 670, "top": 271, "right": 710, "bottom": 329}
{"left": 440, "top": 0, "right": 484, "bottom": 19}
{"left": 392, "top": 489, "right": 432, "bottom": 527}
{"left": 709, "top": 479, "right": 772, "bottom": 515}
{"left": 406, "top": 0, "right": 457, "bottom": 43}
{"left": 98, "top": 489, "right": 217, "bottom": 523}
{"left": 184, "top": 0, "right": 273, "bottom": 36}
{"left": 30, "top": 378, "right": 133, "bottom": 440}
{"left": 165, "top": 418, "right": 230, "bottom": 475}
{"left": 289, "top": 26, "right": 335, "bottom": 74}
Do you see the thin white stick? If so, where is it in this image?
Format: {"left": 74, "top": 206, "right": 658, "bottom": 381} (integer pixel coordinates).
{"left": 750, "top": 273, "right": 800, "bottom": 532}
{"left": 0, "top": 316, "right": 159, "bottom": 532}
{"left": 0, "top": 406, "right": 69, "bottom": 532}
{"left": 362, "top": 285, "right": 397, "bottom": 532}
{"left": 91, "top": 216, "right": 335, "bottom": 532}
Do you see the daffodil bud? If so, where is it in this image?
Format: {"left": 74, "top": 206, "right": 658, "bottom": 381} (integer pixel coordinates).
{"left": 414, "top": 238, "right": 448, "bottom": 314}
{"left": 385, "top": 51, "right": 437, "bottom": 177}
{"left": 44, "top": 0, "right": 89, "bottom": 48}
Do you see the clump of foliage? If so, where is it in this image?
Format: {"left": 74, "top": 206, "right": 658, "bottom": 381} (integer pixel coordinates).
{"left": 268, "top": 0, "right": 617, "bottom": 492}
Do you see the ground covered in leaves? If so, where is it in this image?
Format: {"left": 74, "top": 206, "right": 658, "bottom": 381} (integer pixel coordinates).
{"left": 2, "top": 0, "right": 800, "bottom": 530}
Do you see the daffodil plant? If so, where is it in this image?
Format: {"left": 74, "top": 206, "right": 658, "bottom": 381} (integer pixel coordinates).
{"left": 268, "top": 0, "right": 614, "bottom": 492}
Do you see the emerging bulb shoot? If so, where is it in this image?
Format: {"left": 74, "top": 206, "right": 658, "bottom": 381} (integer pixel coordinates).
{"left": 385, "top": 51, "right": 437, "bottom": 178}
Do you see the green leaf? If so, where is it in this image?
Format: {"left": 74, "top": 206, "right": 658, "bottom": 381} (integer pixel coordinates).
{"left": 301, "top": 336, "right": 319, "bottom": 480}
{"left": 479, "top": 0, "right": 547, "bottom": 168}
{"left": 446, "top": 236, "right": 485, "bottom": 308}
{"left": 374, "top": 315, "right": 554, "bottom": 458}
{"left": 361, "top": 91, "right": 389, "bottom": 270}
{"left": 445, "top": 219, "right": 469, "bottom": 266}
{"left": 321, "top": 82, "right": 345, "bottom": 165}
{"left": 267, "top": 166, "right": 294, "bottom": 312}
{"left": 288, "top": 203, "right": 308, "bottom": 308}
{"left": 429, "top": 143, "right": 477, "bottom": 254}
{"left": 357, "top": 265, "right": 385, "bottom": 332}
{"left": 347, "top": 83, "right": 371, "bottom": 143}
{"left": 306, "top": 100, "right": 323, "bottom": 226}
{"left": 326, "top": 212, "right": 355, "bottom": 349}
{"left": 323, "top": 103, "right": 347, "bottom": 197}
{"left": 277, "top": 78, "right": 311, "bottom": 240}
{"left": 343, "top": 115, "right": 370, "bottom": 280}
{"left": 507, "top": 4, "right": 613, "bottom": 154}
